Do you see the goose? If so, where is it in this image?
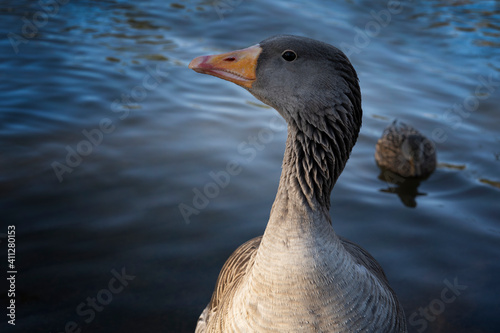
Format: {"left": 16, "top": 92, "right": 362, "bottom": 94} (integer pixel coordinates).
{"left": 375, "top": 120, "right": 437, "bottom": 179}
{"left": 189, "top": 35, "right": 407, "bottom": 333}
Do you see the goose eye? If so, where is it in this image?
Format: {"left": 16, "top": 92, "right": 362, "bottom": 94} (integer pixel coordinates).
{"left": 281, "top": 50, "right": 297, "bottom": 62}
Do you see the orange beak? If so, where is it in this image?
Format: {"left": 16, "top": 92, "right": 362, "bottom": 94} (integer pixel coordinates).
{"left": 188, "top": 44, "right": 262, "bottom": 89}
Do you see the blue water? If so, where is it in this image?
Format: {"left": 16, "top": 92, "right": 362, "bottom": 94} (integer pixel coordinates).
{"left": 1, "top": 0, "right": 499, "bottom": 332}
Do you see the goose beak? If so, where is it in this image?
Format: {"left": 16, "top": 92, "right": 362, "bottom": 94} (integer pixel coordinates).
{"left": 189, "top": 44, "right": 262, "bottom": 89}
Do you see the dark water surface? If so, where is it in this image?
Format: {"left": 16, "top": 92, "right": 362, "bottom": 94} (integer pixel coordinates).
{"left": 1, "top": 0, "right": 499, "bottom": 332}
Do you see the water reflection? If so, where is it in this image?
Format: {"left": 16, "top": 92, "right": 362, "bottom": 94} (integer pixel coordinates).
{"left": 378, "top": 169, "right": 427, "bottom": 208}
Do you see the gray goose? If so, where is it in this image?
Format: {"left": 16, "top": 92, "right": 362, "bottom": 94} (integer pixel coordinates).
{"left": 189, "top": 35, "right": 407, "bottom": 333}
{"left": 375, "top": 120, "right": 437, "bottom": 179}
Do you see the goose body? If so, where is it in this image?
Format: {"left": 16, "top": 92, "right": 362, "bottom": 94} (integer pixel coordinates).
{"left": 375, "top": 120, "right": 437, "bottom": 178}
{"left": 189, "top": 35, "right": 407, "bottom": 333}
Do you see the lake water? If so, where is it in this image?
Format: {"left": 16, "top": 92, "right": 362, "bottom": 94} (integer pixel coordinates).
{"left": 1, "top": 0, "right": 499, "bottom": 332}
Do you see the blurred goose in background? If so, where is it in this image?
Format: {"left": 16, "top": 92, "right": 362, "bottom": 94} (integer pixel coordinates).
{"left": 375, "top": 120, "right": 437, "bottom": 179}
{"left": 189, "top": 35, "right": 407, "bottom": 332}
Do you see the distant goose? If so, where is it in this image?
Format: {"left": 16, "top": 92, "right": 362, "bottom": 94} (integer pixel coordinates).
{"left": 189, "top": 35, "right": 407, "bottom": 332}
{"left": 375, "top": 120, "right": 437, "bottom": 179}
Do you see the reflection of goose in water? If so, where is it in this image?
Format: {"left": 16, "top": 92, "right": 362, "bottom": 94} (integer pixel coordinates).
{"left": 375, "top": 120, "right": 436, "bottom": 208}
{"left": 190, "top": 35, "right": 407, "bottom": 332}
{"left": 375, "top": 120, "right": 437, "bottom": 179}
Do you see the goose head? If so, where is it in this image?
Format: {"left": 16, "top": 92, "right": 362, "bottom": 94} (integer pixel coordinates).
{"left": 189, "top": 35, "right": 362, "bottom": 131}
